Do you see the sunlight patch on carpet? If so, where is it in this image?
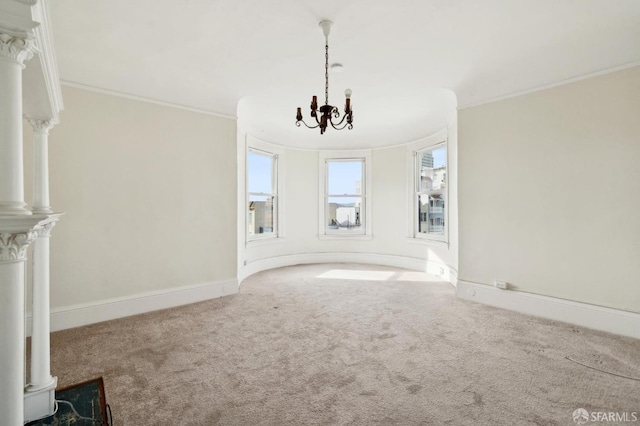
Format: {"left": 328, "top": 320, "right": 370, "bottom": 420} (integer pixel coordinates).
{"left": 316, "top": 269, "right": 441, "bottom": 282}
{"left": 317, "top": 269, "right": 396, "bottom": 281}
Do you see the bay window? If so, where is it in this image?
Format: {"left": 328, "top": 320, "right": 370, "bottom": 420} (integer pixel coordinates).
{"left": 247, "top": 149, "right": 277, "bottom": 239}
{"left": 415, "top": 143, "right": 447, "bottom": 240}
{"left": 319, "top": 150, "right": 372, "bottom": 238}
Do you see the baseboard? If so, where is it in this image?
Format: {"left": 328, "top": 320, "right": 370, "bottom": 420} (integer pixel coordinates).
{"left": 457, "top": 280, "right": 640, "bottom": 340}
{"left": 239, "top": 252, "right": 456, "bottom": 285}
{"left": 26, "top": 279, "right": 238, "bottom": 335}
{"left": 449, "top": 268, "right": 458, "bottom": 288}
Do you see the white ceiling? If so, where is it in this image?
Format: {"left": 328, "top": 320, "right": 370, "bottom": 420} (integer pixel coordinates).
{"left": 49, "top": 0, "right": 640, "bottom": 148}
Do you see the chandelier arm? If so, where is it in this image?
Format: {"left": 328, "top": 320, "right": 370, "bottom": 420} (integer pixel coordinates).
{"left": 296, "top": 119, "right": 320, "bottom": 129}
{"left": 329, "top": 120, "right": 351, "bottom": 131}
{"left": 331, "top": 113, "right": 348, "bottom": 127}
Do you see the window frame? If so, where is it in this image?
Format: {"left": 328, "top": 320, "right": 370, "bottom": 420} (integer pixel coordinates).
{"left": 246, "top": 145, "right": 280, "bottom": 242}
{"left": 408, "top": 136, "right": 449, "bottom": 244}
{"left": 318, "top": 150, "right": 372, "bottom": 239}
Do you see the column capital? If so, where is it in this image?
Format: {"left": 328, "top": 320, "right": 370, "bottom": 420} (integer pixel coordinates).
{"left": 26, "top": 117, "right": 56, "bottom": 135}
{"left": 35, "top": 221, "right": 56, "bottom": 238}
{"left": 0, "top": 231, "right": 37, "bottom": 262}
{"left": 0, "top": 31, "right": 35, "bottom": 66}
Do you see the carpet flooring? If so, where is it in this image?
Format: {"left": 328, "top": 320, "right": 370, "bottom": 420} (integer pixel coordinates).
{"left": 46, "top": 263, "right": 640, "bottom": 425}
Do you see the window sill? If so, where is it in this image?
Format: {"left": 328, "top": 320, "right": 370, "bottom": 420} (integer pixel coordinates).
{"left": 406, "top": 237, "right": 449, "bottom": 248}
{"left": 318, "top": 234, "right": 374, "bottom": 241}
{"left": 246, "top": 237, "right": 285, "bottom": 248}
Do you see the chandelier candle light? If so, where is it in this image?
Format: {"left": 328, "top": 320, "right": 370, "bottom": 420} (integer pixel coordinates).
{"left": 296, "top": 20, "right": 353, "bottom": 134}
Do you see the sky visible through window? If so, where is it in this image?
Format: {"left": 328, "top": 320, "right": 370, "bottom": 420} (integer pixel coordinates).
{"left": 328, "top": 161, "right": 362, "bottom": 195}
{"left": 249, "top": 150, "right": 441, "bottom": 198}
{"left": 248, "top": 151, "right": 273, "bottom": 194}
{"left": 248, "top": 154, "right": 366, "bottom": 199}
{"left": 432, "top": 146, "right": 446, "bottom": 168}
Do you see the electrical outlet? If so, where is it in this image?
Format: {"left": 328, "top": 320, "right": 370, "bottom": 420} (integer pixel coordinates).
{"left": 494, "top": 280, "right": 508, "bottom": 290}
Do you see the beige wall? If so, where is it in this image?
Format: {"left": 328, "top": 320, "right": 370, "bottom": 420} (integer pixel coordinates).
{"left": 24, "top": 86, "right": 237, "bottom": 309}
{"left": 458, "top": 66, "right": 640, "bottom": 313}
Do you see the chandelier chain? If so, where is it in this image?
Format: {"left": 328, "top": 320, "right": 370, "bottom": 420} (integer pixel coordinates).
{"left": 325, "top": 43, "right": 329, "bottom": 105}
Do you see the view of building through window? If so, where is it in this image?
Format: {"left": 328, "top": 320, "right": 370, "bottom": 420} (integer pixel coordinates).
{"left": 417, "top": 146, "right": 446, "bottom": 235}
{"left": 326, "top": 160, "right": 363, "bottom": 232}
{"left": 247, "top": 150, "right": 276, "bottom": 237}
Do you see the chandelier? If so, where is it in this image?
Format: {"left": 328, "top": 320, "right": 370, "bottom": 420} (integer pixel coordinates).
{"left": 296, "top": 20, "right": 353, "bottom": 134}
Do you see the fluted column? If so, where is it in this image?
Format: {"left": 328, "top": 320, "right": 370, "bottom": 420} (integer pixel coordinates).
{"left": 0, "top": 31, "right": 34, "bottom": 216}
{"left": 0, "top": 231, "right": 37, "bottom": 426}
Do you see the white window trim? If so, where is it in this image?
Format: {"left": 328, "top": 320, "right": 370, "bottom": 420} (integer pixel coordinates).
{"left": 406, "top": 129, "right": 449, "bottom": 244}
{"left": 246, "top": 136, "right": 285, "bottom": 245}
{"left": 318, "top": 149, "right": 373, "bottom": 239}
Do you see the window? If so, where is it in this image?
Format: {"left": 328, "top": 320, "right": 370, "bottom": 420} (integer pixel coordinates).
{"left": 319, "top": 150, "right": 372, "bottom": 238}
{"left": 415, "top": 144, "right": 447, "bottom": 239}
{"left": 247, "top": 149, "right": 277, "bottom": 240}
{"left": 326, "top": 159, "right": 364, "bottom": 233}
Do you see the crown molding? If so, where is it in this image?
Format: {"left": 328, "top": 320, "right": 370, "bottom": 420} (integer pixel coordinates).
{"left": 60, "top": 80, "right": 238, "bottom": 120}
{"left": 458, "top": 61, "right": 640, "bottom": 110}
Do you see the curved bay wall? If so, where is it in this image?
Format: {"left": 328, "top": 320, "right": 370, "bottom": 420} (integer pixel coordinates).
{"left": 237, "top": 124, "right": 459, "bottom": 284}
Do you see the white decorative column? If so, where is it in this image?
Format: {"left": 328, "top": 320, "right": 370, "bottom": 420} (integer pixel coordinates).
{"left": 26, "top": 119, "right": 58, "bottom": 394}
{"left": 23, "top": 217, "right": 59, "bottom": 423}
{"left": 0, "top": 26, "right": 38, "bottom": 426}
{"left": 0, "top": 2, "right": 63, "bottom": 423}
{"left": 0, "top": 229, "right": 37, "bottom": 426}
{"left": 24, "top": 117, "right": 61, "bottom": 422}
{"left": 27, "top": 119, "right": 55, "bottom": 214}
{"left": 0, "top": 31, "right": 34, "bottom": 216}
{"left": 28, "top": 221, "right": 57, "bottom": 388}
